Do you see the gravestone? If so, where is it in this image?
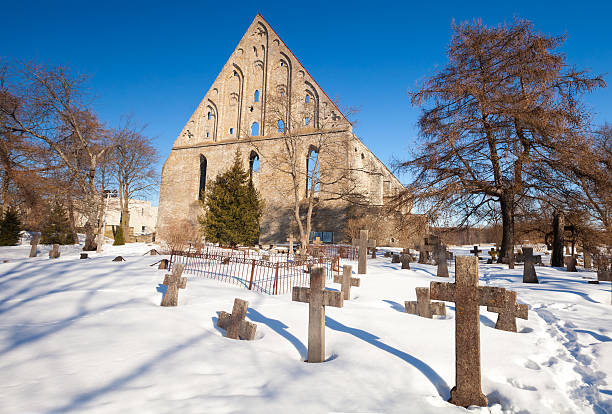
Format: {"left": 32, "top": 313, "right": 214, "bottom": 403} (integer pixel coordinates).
{"left": 217, "top": 298, "right": 257, "bottom": 340}
{"left": 435, "top": 247, "right": 449, "bottom": 278}
{"left": 112, "top": 256, "right": 125, "bottom": 262}
{"left": 29, "top": 234, "right": 40, "bottom": 258}
{"left": 158, "top": 258, "right": 169, "bottom": 269}
{"left": 566, "top": 256, "right": 577, "bottom": 272}
{"left": 333, "top": 265, "right": 360, "bottom": 300}
{"left": 292, "top": 267, "right": 343, "bottom": 363}
{"left": 584, "top": 251, "right": 592, "bottom": 269}
{"left": 352, "top": 229, "right": 375, "bottom": 274}
{"left": 489, "top": 248, "right": 497, "bottom": 261}
{"left": 384, "top": 251, "right": 392, "bottom": 258}
{"left": 418, "top": 244, "right": 429, "bottom": 264}
{"left": 405, "top": 287, "right": 446, "bottom": 318}
{"left": 80, "top": 253, "right": 88, "bottom": 259}
{"left": 392, "top": 254, "right": 401, "bottom": 264}
{"left": 486, "top": 289, "right": 528, "bottom": 332}
{"left": 430, "top": 255, "right": 506, "bottom": 407}
{"left": 470, "top": 246, "right": 482, "bottom": 258}
{"left": 400, "top": 254, "right": 411, "bottom": 269}
{"left": 522, "top": 247, "right": 539, "bottom": 283}
{"left": 287, "top": 234, "right": 294, "bottom": 254}
{"left": 371, "top": 247, "right": 377, "bottom": 259}
{"left": 596, "top": 256, "right": 611, "bottom": 282}
{"left": 49, "top": 244, "right": 60, "bottom": 259}
{"left": 160, "top": 263, "right": 186, "bottom": 307}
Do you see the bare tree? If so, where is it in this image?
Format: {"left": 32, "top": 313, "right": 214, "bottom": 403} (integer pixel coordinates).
{"left": 0, "top": 61, "right": 112, "bottom": 250}
{"left": 110, "top": 119, "right": 159, "bottom": 235}
{"left": 246, "top": 91, "right": 362, "bottom": 250}
{"left": 400, "top": 19, "right": 605, "bottom": 261}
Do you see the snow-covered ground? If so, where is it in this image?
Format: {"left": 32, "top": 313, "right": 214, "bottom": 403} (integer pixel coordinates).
{"left": 0, "top": 242, "right": 610, "bottom": 413}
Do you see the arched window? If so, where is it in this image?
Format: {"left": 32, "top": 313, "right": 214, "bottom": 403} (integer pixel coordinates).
{"left": 306, "top": 146, "right": 319, "bottom": 193}
{"left": 277, "top": 119, "right": 285, "bottom": 133}
{"left": 207, "top": 111, "right": 211, "bottom": 120}
{"left": 251, "top": 122, "right": 260, "bottom": 137}
{"left": 199, "top": 155, "right": 207, "bottom": 200}
{"left": 305, "top": 95, "right": 310, "bottom": 103}
{"left": 249, "top": 151, "right": 260, "bottom": 177}
{"left": 254, "top": 90, "right": 259, "bottom": 102}
{"left": 304, "top": 117, "right": 310, "bottom": 126}
{"left": 230, "top": 128, "right": 234, "bottom": 135}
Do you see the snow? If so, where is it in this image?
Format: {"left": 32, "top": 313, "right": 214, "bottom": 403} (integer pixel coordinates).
{"left": 0, "top": 242, "right": 611, "bottom": 413}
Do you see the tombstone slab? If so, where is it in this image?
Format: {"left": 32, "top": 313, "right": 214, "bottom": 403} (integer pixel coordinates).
{"left": 566, "top": 256, "right": 577, "bottom": 272}
{"left": 49, "top": 244, "right": 60, "bottom": 259}
{"left": 405, "top": 287, "right": 446, "bottom": 318}
{"left": 29, "top": 234, "right": 41, "bottom": 258}
{"left": 400, "top": 254, "right": 411, "bottom": 269}
{"left": 333, "top": 265, "right": 360, "bottom": 300}
{"left": 292, "top": 267, "right": 343, "bottom": 363}
{"left": 522, "top": 248, "right": 539, "bottom": 283}
{"left": 217, "top": 298, "right": 257, "bottom": 340}
{"left": 486, "top": 290, "right": 528, "bottom": 332}
{"left": 161, "top": 264, "right": 186, "bottom": 307}
{"left": 392, "top": 254, "right": 401, "bottom": 264}
{"left": 430, "top": 255, "right": 506, "bottom": 407}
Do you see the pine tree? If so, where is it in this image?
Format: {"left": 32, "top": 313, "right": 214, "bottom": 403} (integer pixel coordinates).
{"left": 199, "top": 150, "right": 263, "bottom": 246}
{"left": 41, "top": 201, "right": 74, "bottom": 245}
{"left": 0, "top": 208, "right": 22, "bottom": 246}
{"left": 113, "top": 225, "right": 126, "bottom": 246}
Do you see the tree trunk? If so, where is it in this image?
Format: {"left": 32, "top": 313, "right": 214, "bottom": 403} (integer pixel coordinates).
{"left": 551, "top": 211, "right": 564, "bottom": 267}
{"left": 66, "top": 190, "right": 79, "bottom": 244}
{"left": 498, "top": 192, "right": 515, "bottom": 263}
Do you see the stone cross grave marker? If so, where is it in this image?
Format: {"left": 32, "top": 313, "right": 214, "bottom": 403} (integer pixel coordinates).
{"left": 486, "top": 289, "right": 528, "bottom": 332}
{"left": 49, "top": 244, "right": 60, "bottom": 259}
{"left": 470, "top": 246, "right": 482, "bottom": 258}
{"left": 287, "top": 234, "right": 294, "bottom": 254}
{"left": 522, "top": 247, "right": 539, "bottom": 283}
{"left": 29, "top": 234, "right": 40, "bottom": 258}
{"left": 392, "top": 253, "right": 401, "bottom": 263}
{"left": 430, "top": 255, "right": 506, "bottom": 407}
{"left": 333, "top": 265, "right": 360, "bottom": 300}
{"left": 405, "top": 287, "right": 446, "bottom": 318}
{"left": 400, "top": 253, "right": 411, "bottom": 269}
{"left": 160, "top": 263, "right": 186, "bottom": 307}
{"left": 217, "top": 298, "right": 257, "bottom": 340}
{"left": 566, "top": 256, "right": 577, "bottom": 272}
{"left": 435, "top": 246, "right": 449, "bottom": 278}
{"left": 292, "top": 267, "right": 344, "bottom": 363}
{"left": 371, "top": 246, "right": 377, "bottom": 259}
{"left": 352, "top": 229, "right": 375, "bottom": 274}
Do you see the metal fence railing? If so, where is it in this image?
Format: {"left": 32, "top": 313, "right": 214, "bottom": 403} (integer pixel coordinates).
{"left": 307, "top": 244, "right": 359, "bottom": 260}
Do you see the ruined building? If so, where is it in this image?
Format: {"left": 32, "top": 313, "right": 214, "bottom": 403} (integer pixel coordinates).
{"left": 158, "top": 14, "right": 414, "bottom": 245}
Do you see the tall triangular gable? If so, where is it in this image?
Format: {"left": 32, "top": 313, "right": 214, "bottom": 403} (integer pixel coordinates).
{"left": 173, "top": 14, "right": 350, "bottom": 147}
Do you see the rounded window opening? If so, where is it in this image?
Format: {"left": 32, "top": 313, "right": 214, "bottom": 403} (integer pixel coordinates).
{"left": 249, "top": 151, "right": 260, "bottom": 176}
{"left": 305, "top": 95, "right": 310, "bottom": 103}
{"left": 304, "top": 117, "right": 310, "bottom": 126}
{"left": 280, "top": 61, "right": 285, "bottom": 67}
{"left": 251, "top": 122, "right": 260, "bottom": 137}
{"left": 207, "top": 111, "right": 211, "bottom": 120}
{"left": 361, "top": 153, "right": 365, "bottom": 160}
{"left": 229, "top": 128, "right": 234, "bottom": 135}
{"left": 277, "top": 119, "right": 285, "bottom": 133}
{"left": 254, "top": 90, "right": 260, "bottom": 103}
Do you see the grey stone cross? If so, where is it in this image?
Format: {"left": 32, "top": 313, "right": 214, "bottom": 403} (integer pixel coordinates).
{"left": 400, "top": 253, "right": 411, "bottom": 269}
{"left": 29, "top": 234, "right": 40, "bottom": 258}
{"left": 352, "top": 229, "right": 375, "bottom": 274}
{"left": 522, "top": 247, "right": 539, "bottom": 283}
{"left": 430, "top": 255, "right": 506, "bottom": 407}
{"left": 161, "top": 263, "right": 186, "bottom": 307}
{"left": 293, "top": 267, "right": 343, "bottom": 363}
{"left": 49, "top": 244, "right": 60, "bottom": 259}
{"left": 435, "top": 246, "right": 449, "bottom": 278}
{"left": 333, "top": 265, "right": 360, "bottom": 300}
{"left": 487, "top": 289, "right": 528, "bottom": 332}
{"left": 217, "top": 298, "right": 257, "bottom": 340}
{"left": 469, "top": 246, "right": 482, "bottom": 257}
{"left": 405, "top": 287, "right": 446, "bottom": 318}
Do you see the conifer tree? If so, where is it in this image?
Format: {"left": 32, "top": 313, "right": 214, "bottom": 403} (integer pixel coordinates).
{"left": 113, "top": 225, "right": 126, "bottom": 246}
{"left": 41, "top": 201, "right": 74, "bottom": 245}
{"left": 199, "top": 150, "right": 263, "bottom": 246}
{"left": 0, "top": 208, "right": 22, "bottom": 246}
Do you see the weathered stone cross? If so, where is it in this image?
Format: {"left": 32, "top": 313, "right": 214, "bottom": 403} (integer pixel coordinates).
{"left": 352, "top": 229, "right": 375, "bottom": 274}
{"left": 470, "top": 245, "right": 482, "bottom": 257}
{"left": 486, "top": 289, "right": 528, "bottom": 332}
{"left": 435, "top": 246, "right": 449, "bottom": 278}
{"left": 430, "top": 255, "right": 506, "bottom": 407}
{"left": 160, "top": 263, "right": 187, "bottom": 307}
{"left": 217, "top": 298, "right": 257, "bottom": 340}
{"left": 29, "top": 234, "right": 40, "bottom": 258}
{"left": 400, "top": 253, "right": 411, "bottom": 269}
{"left": 292, "top": 267, "right": 344, "bottom": 363}
{"left": 405, "top": 287, "right": 446, "bottom": 318}
{"left": 49, "top": 244, "right": 60, "bottom": 259}
{"left": 287, "top": 233, "right": 294, "bottom": 254}
{"left": 522, "top": 247, "right": 539, "bottom": 284}
{"left": 333, "top": 265, "right": 360, "bottom": 300}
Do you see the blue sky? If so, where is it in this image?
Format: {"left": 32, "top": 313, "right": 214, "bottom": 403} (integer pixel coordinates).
{"left": 2, "top": 1, "right": 611, "bottom": 205}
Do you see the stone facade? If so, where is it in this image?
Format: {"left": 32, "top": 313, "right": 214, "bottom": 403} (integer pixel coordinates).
{"left": 158, "top": 14, "right": 408, "bottom": 244}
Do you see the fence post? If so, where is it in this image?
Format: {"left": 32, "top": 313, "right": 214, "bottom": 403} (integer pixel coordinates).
{"left": 248, "top": 259, "right": 256, "bottom": 290}
{"left": 273, "top": 263, "right": 279, "bottom": 295}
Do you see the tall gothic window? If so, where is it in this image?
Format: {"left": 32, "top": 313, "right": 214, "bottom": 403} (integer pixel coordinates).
{"left": 306, "top": 145, "right": 319, "bottom": 193}
{"left": 254, "top": 90, "right": 260, "bottom": 102}
{"left": 199, "top": 155, "right": 207, "bottom": 200}
{"left": 251, "top": 122, "right": 260, "bottom": 137}
{"left": 249, "top": 151, "right": 260, "bottom": 177}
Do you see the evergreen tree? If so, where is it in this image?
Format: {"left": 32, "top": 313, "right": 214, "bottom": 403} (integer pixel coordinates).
{"left": 0, "top": 208, "right": 22, "bottom": 246}
{"left": 113, "top": 225, "right": 126, "bottom": 246}
{"left": 41, "top": 201, "right": 74, "bottom": 245}
{"left": 199, "top": 150, "right": 263, "bottom": 246}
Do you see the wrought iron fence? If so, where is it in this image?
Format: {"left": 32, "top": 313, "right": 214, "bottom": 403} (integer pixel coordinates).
{"left": 307, "top": 243, "right": 359, "bottom": 260}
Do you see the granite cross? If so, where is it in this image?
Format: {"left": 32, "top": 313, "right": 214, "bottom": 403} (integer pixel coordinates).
{"left": 217, "top": 298, "right": 257, "bottom": 340}
{"left": 333, "top": 265, "right": 360, "bottom": 300}
{"left": 352, "top": 229, "right": 376, "bottom": 274}
{"left": 430, "top": 255, "right": 506, "bottom": 407}
{"left": 400, "top": 253, "right": 411, "bottom": 269}
{"left": 435, "top": 246, "right": 449, "bottom": 278}
{"left": 486, "top": 289, "right": 528, "bottom": 332}
{"left": 405, "top": 287, "right": 446, "bottom": 318}
{"left": 29, "top": 234, "right": 40, "bottom": 258}
{"left": 161, "top": 263, "right": 187, "bottom": 307}
{"left": 469, "top": 246, "right": 482, "bottom": 257}
{"left": 522, "top": 247, "right": 539, "bottom": 283}
{"left": 292, "top": 267, "right": 344, "bottom": 363}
